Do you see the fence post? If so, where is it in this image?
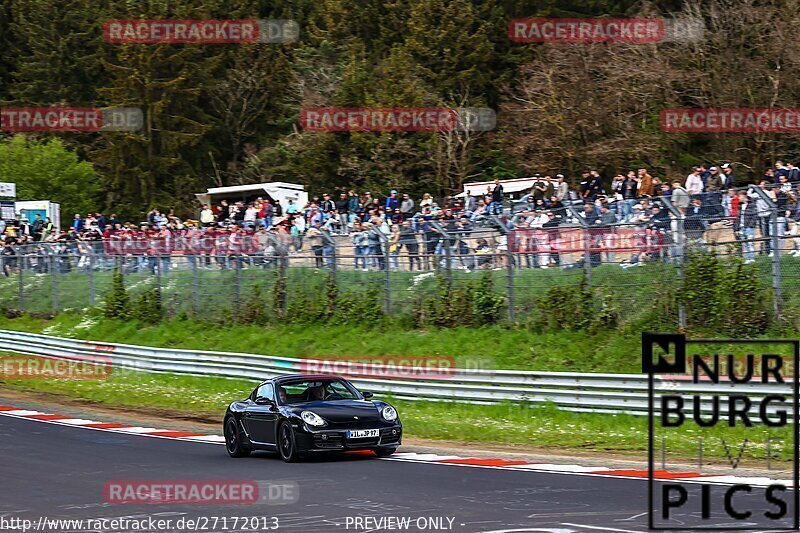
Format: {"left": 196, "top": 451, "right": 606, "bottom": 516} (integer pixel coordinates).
{"left": 490, "top": 215, "right": 515, "bottom": 321}
{"left": 51, "top": 253, "right": 59, "bottom": 312}
{"left": 17, "top": 249, "right": 24, "bottom": 311}
{"left": 370, "top": 227, "right": 391, "bottom": 314}
{"left": 192, "top": 256, "right": 200, "bottom": 315}
{"left": 88, "top": 250, "right": 96, "bottom": 306}
{"left": 319, "top": 229, "right": 337, "bottom": 281}
{"left": 234, "top": 258, "right": 241, "bottom": 313}
{"left": 565, "top": 204, "right": 591, "bottom": 286}
{"left": 771, "top": 205, "right": 782, "bottom": 316}
{"left": 265, "top": 233, "right": 289, "bottom": 315}
{"left": 751, "top": 185, "right": 781, "bottom": 317}
{"left": 661, "top": 196, "right": 686, "bottom": 328}
{"left": 279, "top": 251, "right": 288, "bottom": 315}
{"left": 430, "top": 221, "right": 452, "bottom": 287}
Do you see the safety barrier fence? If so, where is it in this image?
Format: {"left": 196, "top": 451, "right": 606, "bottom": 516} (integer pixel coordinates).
{"left": 0, "top": 329, "right": 792, "bottom": 416}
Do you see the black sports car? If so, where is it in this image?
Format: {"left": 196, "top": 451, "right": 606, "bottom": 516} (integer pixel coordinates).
{"left": 223, "top": 374, "right": 402, "bottom": 462}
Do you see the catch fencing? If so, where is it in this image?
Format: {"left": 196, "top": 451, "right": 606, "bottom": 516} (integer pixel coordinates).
{"left": 2, "top": 186, "right": 800, "bottom": 326}
{"left": 0, "top": 329, "right": 792, "bottom": 416}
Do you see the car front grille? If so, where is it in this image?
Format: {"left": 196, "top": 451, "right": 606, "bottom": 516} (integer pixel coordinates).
{"left": 312, "top": 432, "right": 344, "bottom": 449}
{"left": 380, "top": 428, "right": 401, "bottom": 445}
{"left": 346, "top": 437, "right": 380, "bottom": 447}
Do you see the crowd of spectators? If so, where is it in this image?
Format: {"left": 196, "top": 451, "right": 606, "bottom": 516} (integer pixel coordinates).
{"left": 2, "top": 160, "right": 799, "bottom": 276}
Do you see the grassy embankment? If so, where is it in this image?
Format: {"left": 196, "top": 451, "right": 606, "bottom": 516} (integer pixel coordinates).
{"left": 0, "top": 313, "right": 793, "bottom": 465}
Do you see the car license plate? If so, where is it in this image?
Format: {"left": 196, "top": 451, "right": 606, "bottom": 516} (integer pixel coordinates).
{"left": 347, "top": 429, "right": 379, "bottom": 439}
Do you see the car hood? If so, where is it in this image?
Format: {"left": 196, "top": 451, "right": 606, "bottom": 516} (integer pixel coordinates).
{"left": 290, "top": 400, "right": 381, "bottom": 423}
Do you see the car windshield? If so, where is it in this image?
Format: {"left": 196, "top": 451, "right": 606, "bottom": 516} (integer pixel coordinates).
{"left": 277, "top": 379, "right": 361, "bottom": 404}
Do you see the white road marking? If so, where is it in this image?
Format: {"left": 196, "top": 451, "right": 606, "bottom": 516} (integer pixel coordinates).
{"left": 562, "top": 523, "right": 645, "bottom": 532}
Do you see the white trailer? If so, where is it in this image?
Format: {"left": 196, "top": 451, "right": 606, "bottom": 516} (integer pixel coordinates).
{"left": 195, "top": 182, "right": 309, "bottom": 213}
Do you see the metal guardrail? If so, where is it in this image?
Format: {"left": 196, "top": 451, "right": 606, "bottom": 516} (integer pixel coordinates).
{"left": 0, "top": 329, "right": 792, "bottom": 415}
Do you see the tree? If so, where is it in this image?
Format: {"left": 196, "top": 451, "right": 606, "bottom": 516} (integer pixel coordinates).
{"left": 0, "top": 136, "right": 101, "bottom": 216}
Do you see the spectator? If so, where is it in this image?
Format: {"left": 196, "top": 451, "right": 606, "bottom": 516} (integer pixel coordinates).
{"left": 200, "top": 204, "right": 215, "bottom": 227}
{"left": 734, "top": 190, "right": 757, "bottom": 263}
{"left": 638, "top": 168, "right": 654, "bottom": 197}
{"left": 705, "top": 166, "right": 724, "bottom": 217}
{"left": 348, "top": 190, "right": 361, "bottom": 216}
{"left": 554, "top": 174, "right": 569, "bottom": 202}
{"left": 385, "top": 190, "right": 400, "bottom": 211}
{"left": 31, "top": 214, "right": 44, "bottom": 241}
{"left": 721, "top": 163, "right": 736, "bottom": 190}
{"left": 671, "top": 182, "right": 690, "bottom": 214}
{"left": 336, "top": 192, "right": 350, "bottom": 215}
{"left": 419, "top": 193, "right": 434, "bottom": 209}
{"left": 321, "top": 194, "right": 335, "bottom": 213}
{"left": 489, "top": 180, "right": 504, "bottom": 215}
{"left": 684, "top": 198, "right": 709, "bottom": 242}
{"left": 685, "top": 167, "right": 704, "bottom": 196}
{"left": 787, "top": 161, "right": 800, "bottom": 184}
{"left": 72, "top": 213, "right": 84, "bottom": 231}
{"left": 531, "top": 174, "right": 549, "bottom": 202}
{"left": 754, "top": 181, "right": 775, "bottom": 256}
{"left": 621, "top": 172, "right": 638, "bottom": 222}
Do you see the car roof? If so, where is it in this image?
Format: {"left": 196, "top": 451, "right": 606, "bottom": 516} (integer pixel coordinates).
{"left": 266, "top": 374, "right": 346, "bottom": 385}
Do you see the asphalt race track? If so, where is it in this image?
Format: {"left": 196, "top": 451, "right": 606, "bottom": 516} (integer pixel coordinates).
{"left": 0, "top": 415, "right": 789, "bottom": 532}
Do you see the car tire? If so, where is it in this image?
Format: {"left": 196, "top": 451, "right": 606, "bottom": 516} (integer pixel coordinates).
{"left": 374, "top": 448, "right": 396, "bottom": 458}
{"left": 224, "top": 417, "right": 251, "bottom": 458}
{"left": 278, "top": 421, "right": 302, "bottom": 463}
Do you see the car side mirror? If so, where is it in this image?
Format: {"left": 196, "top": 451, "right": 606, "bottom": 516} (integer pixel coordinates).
{"left": 362, "top": 391, "right": 374, "bottom": 399}
{"left": 254, "top": 396, "right": 274, "bottom": 406}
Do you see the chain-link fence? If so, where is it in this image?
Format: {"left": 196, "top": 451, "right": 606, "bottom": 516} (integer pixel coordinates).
{"left": 1, "top": 185, "right": 797, "bottom": 327}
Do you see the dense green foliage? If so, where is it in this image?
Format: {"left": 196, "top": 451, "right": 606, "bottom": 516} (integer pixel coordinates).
{"left": 103, "top": 269, "right": 130, "bottom": 319}
{"left": 4, "top": 1, "right": 800, "bottom": 219}
{"left": 0, "top": 137, "right": 100, "bottom": 216}
{"left": 679, "top": 251, "right": 770, "bottom": 336}
{"left": 412, "top": 271, "right": 505, "bottom": 327}
{"left": 103, "top": 269, "right": 163, "bottom": 323}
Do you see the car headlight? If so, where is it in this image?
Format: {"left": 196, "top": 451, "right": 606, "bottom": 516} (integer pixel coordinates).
{"left": 301, "top": 411, "right": 326, "bottom": 426}
{"left": 381, "top": 406, "right": 398, "bottom": 421}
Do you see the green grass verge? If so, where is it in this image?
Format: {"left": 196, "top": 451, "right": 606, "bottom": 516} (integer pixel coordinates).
{"left": 0, "top": 312, "right": 643, "bottom": 373}
{"left": 0, "top": 352, "right": 792, "bottom": 465}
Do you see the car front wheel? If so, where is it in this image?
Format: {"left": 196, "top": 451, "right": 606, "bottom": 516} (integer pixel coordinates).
{"left": 225, "top": 417, "right": 251, "bottom": 458}
{"left": 278, "top": 421, "right": 302, "bottom": 462}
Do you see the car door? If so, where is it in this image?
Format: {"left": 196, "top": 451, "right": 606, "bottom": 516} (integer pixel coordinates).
{"left": 243, "top": 383, "right": 278, "bottom": 446}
